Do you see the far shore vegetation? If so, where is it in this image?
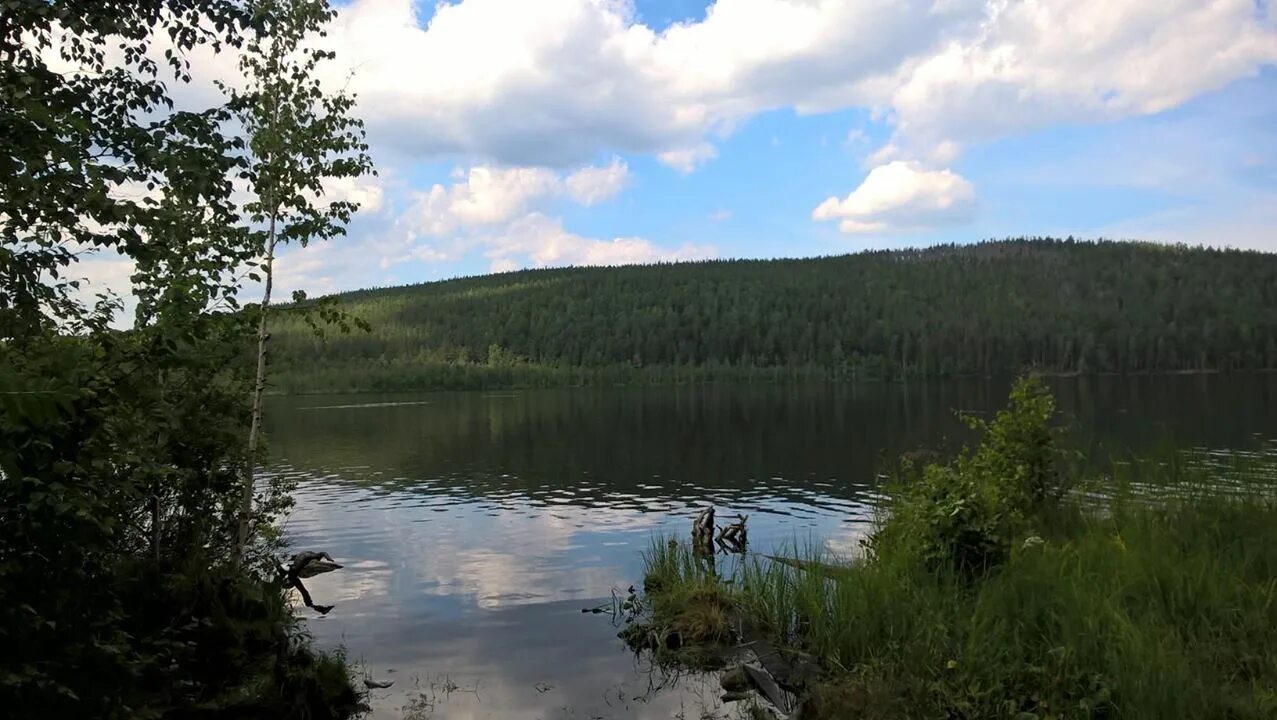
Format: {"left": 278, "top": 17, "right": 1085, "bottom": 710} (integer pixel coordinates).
{"left": 269, "top": 239, "right": 1277, "bottom": 394}
{"left": 625, "top": 377, "right": 1277, "bottom": 719}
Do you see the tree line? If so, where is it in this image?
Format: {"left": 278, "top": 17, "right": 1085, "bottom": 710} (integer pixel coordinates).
{"left": 272, "top": 239, "right": 1277, "bottom": 392}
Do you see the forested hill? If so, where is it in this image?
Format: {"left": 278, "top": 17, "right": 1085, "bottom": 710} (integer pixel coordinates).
{"left": 271, "top": 239, "right": 1277, "bottom": 392}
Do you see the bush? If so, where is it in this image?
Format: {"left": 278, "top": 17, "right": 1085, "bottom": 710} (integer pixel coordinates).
{"left": 634, "top": 376, "right": 1277, "bottom": 719}
{"left": 867, "top": 376, "right": 1064, "bottom": 574}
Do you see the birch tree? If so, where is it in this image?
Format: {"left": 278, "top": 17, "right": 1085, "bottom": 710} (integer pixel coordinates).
{"left": 228, "top": 0, "right": 373, "bottom": 555}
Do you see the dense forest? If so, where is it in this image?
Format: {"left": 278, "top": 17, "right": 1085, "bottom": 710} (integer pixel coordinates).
{"left": 273, "top": 239, "right": 1277, "bottom": 392}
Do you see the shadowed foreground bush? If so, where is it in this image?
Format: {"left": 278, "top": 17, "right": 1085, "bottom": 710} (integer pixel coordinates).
{"left": 18, "top": 558, "right": 367, "bottom": 720}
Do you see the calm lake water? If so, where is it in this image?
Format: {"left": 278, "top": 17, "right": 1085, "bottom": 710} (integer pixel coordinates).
{"left": 265, "top": 376, "right": 1277, "bottom": 720}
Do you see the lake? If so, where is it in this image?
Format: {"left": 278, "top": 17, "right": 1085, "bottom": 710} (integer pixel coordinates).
{"left": 266, "top": 375, "right": 1277, "bottom": 719}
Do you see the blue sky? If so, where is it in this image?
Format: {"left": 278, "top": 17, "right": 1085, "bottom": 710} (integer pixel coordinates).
{"left": 82, "top": 0, "right": 1277, "bottom": 300}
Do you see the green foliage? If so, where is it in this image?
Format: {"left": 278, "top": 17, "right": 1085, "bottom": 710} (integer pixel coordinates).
{"left": 869, "top": 376, "right": 1063, "bottom": 574}
{"left": 0, "top": 2, "right": 363, "bottom": 717}
{"left": 228, "top": 0, "right": 375, "bottom": 554}
{"left": 269, "top": 239, "right": 1277, "bottom": 392}
{"left": 961, "top": 376, "right": 1064, "bottom": 509}
{"left": 635, "top": 380, "right": 1277, "bottom": 719}
{"left": 229, "top": 0, "right": 373, "bottom": 248}
{"left": 640, "top": 472, "right": 1277, "bottom": 720}
{"left": 0, "top": 0, "right": 255, "bottom": 336}
{"left": 622, "top": 539, "right": 737, "bottom": 668}
{"left": 728, "top": 491, "right": 1277, "bottom": 720}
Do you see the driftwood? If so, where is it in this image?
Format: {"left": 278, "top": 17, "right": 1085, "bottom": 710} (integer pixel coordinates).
{"left": 280, "top": 551, "right": 342, "bottom": 615}
{"left": 743, "top": 664, "right": 790, "bottom": 714}
{"left": 715, "top": 514, "right": 749, "bottom": 553}
{"left": 719, "top": 652, "right": 804, "bottom": 715}
{"left": 693, "top": 507, "right": 753, "bottom": 556}
{"left": 747, "top": 635, "right": 821, "bottom": 692}
{"left": 292, "top": 551, "right": 343, "bottom": 578}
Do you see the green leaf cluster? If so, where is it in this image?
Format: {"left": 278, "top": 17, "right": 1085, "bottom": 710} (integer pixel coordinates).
{"left": 869, "top": 376, "right": 1065, "bottom": 574}
{"left": 0, "top": 2, "right": 370, "bottom": 716}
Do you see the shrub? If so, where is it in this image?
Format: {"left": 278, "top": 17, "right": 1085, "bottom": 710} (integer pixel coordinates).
{"left": 868, "top": 375, "right": 1063, "bottom": 574}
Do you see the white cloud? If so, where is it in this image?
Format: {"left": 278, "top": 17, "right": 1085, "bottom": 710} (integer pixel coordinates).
{"left": 843, "top": 127, "right": 870, "bottom": 148}
{"left": 483, "top": 213, "right": 715, "bottom": 272}
{"left": 320, "top": 175, "right": 386, "bottom": 214}
{"left": 307, "top": 0, "right": 1275, "bottom": 170}
{"left": 866, "top": 138, "right": 962, "bottom": 168}
{"left": 403, "top": 161, "right": 630, "bottom": 238}
{"left": 320, "top": 0, "right": 972, "bottom": 168}
{"left": 657, "top": 142, "right": 719, "bottom": 174}
{"left": 708, "top": 209, "right": 732, "bottom": 222}
{"left": 564, "top": 157, "right": 630, "bottom": 205}
{"left": 874, "top": 0, "right": 1277, "bottom": 160}
{"left": 68, "top": 256, "right": 137, "bottom": 326}
{"left": 384, "top": 163, "right": 712, "bottom": 275}
{"left": 813, "top": 161, "right": 976, "bottom": 234}
{"left": 50, "top": 0, "right": 1277, "bottom": 176}
{"left": 402, "top": 166, "right": 562, "bottom": 236}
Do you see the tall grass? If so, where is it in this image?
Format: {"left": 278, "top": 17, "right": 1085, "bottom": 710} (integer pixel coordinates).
{"left": 632, "top": 540, "right": 738, "bottom": 661}
{"left": 636, "top": 377, "right": 1277, "bottom": 719}
{"left": 728, "top": 494, "right": 1277, "bottom": 719}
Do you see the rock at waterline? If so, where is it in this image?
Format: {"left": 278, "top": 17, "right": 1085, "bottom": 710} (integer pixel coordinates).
{"left": 721, "top": 666, "right": 750, "bottom": 692}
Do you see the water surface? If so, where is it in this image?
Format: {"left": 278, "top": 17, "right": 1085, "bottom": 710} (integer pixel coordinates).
{"left": 268, "top": 376, "right": 1277, "bottom": 719}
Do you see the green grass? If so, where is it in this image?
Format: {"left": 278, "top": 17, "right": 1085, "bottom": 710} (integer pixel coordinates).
{"left": 632, "top": 378, "right": 1277, "bottom": 719}
{"left": 620, "top": 540, "right": 738, "bottom": 668}
{"left": 645, "top": 492, "right": 1277, "bottom": 719}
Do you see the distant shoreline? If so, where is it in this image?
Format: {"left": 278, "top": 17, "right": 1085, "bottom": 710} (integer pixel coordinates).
{"left": 266, "top": 366, "right": 1275, "bottom": 396}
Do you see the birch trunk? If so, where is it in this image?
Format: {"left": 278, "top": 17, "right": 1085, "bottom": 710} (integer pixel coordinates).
{"left": 237, "top": 222, "right": 277, "bottom": 557}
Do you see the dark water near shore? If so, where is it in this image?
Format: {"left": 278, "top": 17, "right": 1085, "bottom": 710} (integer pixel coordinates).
{"left": 266, "top": 376, "right": 1277, "bottom": 719}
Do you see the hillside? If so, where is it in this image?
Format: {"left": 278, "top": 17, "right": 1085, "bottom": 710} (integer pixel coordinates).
{"left": 270, "top": 239, "right": 1277, "bottom": 392}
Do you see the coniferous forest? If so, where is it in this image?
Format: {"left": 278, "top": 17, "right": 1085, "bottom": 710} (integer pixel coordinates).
{"left": 273, "top": 239, "right": 1277, "bottom": 392}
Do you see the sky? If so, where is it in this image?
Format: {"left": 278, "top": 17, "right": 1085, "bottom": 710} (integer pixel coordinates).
{"left": 79, "top": 0, "right": 1277, "bottom": 303}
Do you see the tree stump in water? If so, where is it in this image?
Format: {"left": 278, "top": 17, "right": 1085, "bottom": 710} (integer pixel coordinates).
{"left": 692, "top": 506, "right": 716, "bottom": 555}
{"left": 716, "top": 514, "right": 748, "bottom": 553}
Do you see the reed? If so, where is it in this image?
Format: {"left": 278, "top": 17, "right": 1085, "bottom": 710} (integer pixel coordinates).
{"left": 635, "top": 378, "right": 1277, "bottom": 718}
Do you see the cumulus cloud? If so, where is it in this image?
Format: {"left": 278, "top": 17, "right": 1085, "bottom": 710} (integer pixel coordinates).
{"left": 482, "top": 213, "right": 715, "bottom": 272}
{"left": 317, "top": 0, "right": 972, "bottom": 167}
{"left": 813, "top": 161, "right": 976, "bottom": 234}
{"left": 57, "top": 0, "right": 1274, "bottom": 175}
{"left": 657, "top": 142, "right": 719, "bottom": 174}
{"left": 308, "top": 0, "right": 1275, "bottom": 170}
{"left": 564, "top": 158, "right": 630, "bottom": 205}
{"left": 319, "top": 175, "right": 387, "bottom": 214}
{"left": 402, "top": 160, "right": 630, "bottom": 238}
{"left": 874, "top": 0, "right": 1277, "bottom": 160}
{"left": 384, "top": 162, "right": 711, "bottom": 274}
{"left": 402, "top": 166, "right": 562, "bottom": 236}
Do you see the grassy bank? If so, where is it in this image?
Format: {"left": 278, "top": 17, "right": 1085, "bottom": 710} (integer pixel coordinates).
{"left": 633, "top": 378, "right": 1277, "bottom": 719}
